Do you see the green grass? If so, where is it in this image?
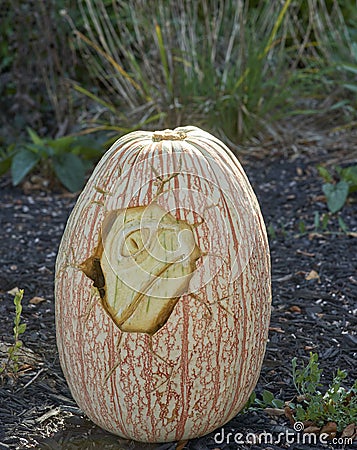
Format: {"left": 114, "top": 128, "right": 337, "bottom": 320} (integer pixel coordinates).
{"left": 66, "top": 0, "right": 318, "bottom": 143}
{"left": 2, "top": 1, "right": 357, "bottom": 153}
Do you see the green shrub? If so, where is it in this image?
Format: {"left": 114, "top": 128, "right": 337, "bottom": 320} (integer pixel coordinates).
{"left": 290, "top": 353, "right": 357, "bottom": 432}
{"left": 1, "top": 128, "right": 105, "bottom": 192}
{"left": 67, "top": 0, "right": 312, "bottom": 143}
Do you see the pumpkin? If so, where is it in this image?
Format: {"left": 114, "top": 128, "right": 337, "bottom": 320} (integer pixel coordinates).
{"left": 55, "top": 126, "right": 271, "bottom": 443}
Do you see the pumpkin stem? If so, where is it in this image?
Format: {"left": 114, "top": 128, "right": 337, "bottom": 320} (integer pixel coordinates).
{"left": 152, "top": 129, "right": 187, "bottom": 142}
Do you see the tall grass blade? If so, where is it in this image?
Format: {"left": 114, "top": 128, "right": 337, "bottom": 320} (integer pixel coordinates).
{"left": 155, "top": 23, "right": 173, "bottom": 97}
{"left": 73, "top": 84, "right": 117, "bottom": 113}
{"left": 262, "top": 0, "right": 293, "bottom": 57}
{"left": 75, "top": 30, "right": 145, "bottom": 97}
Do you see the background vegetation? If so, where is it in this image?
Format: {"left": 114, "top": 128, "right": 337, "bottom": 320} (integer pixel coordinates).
{"left": 1, "top": 0, "right": 356, "bottom": 190}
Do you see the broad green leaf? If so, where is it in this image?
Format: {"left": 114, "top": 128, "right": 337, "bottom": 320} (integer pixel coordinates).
{"left": 26, "top": 142, "right": 52, "bottom": 158}
{"left": 52, "top": 153, "right": 86, "bottom": 192}
{"left": 70, "top": 138, "right": 104, "bottom": 160}
{"left": 322, "top": 181, "right": 349, "bottom": 213}
{"left": 11, "top": 149, "right": 40, "bottom": 185}
{"left": 262, "top": 390, "right": 274, "bottom": 405}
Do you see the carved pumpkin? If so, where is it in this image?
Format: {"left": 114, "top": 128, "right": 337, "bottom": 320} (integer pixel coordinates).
{"left": 55, "top": 126, "right": 271, "bottom": 442}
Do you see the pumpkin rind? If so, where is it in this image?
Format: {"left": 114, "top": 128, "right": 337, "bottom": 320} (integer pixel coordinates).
{"left": 55, "top": 126, "right": 271, "bottom": 442}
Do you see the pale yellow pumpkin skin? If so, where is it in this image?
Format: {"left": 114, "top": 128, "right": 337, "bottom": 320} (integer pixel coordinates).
{"left": 55, "top": 126, "right": 271, "bottom": 443}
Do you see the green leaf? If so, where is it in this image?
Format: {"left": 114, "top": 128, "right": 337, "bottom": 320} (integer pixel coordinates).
{"left": 317, "top": 165, "right": 333, "bottom": 183}
{"left": 322, "top": 181, "right": 349, "bottom": 213}
{"left": 329, "top": 100, "right": 349, "bottom": 110}
{"left": 27, "top": 127, "right": 43, "bottom": 146}
{"left": 298, "top": 220, "right": 306, "bottom": 234}
{"left": 272, "top": 398, "right": 284, "bottom": 408}
{"left": 335, "top": 369, "right": 347, "bottom": 380}
{"left": 340, "top": 166, "right": 357, "bottom": 192}
{"left": 340, "top": 64, "right": 357, "bottom": 75}
{"left": 338, "top": 216, "right": 348, "bottom": 233}
{"left": 52, "top": 153, "right": 86, "bottom": 192}
{"left": 155, "top": 23, "right": 173, "bottom": 95}
{"left": 11, "top": 149, "right": 40, "bottom": 185}
{"left": 17, "top": 323, "right": 26, "bottom": 335}
{"left": 47, "top": 136, "right": 77, "bottom": 154}
{"left": 343, "top": 83, "right": 357, "bottom": 93}
{"left": 262, "top": 390, "right": 275, "bottom": 405}
{"left": 26, "top": 142, "right": 53, "bottom": 159}
{"left": 292, "top": 357, "right": 297, "bottom": 372}
{"left": 13, "top": 340, "right": 22, "bottom": 350}
{"left": 249, "top": 391, "right": 256, "bottom": 404}
{"left": 321, "top": 213, "right": 329, "bottom": 231}
{"left": 313, "top": 211, "right": 320, "bottom": 230}
{"left": 243, "top": 391, "right": 256, "bottom": 411}
{"left": 69, "top": 137, "right": 104, "bottom": 160}
{"left": 0, "top": 154, "right": 12, "bottom": 176}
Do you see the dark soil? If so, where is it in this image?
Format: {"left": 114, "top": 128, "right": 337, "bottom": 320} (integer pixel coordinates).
{"left": 0, "top": 125, "right": 356, "bottom": 450}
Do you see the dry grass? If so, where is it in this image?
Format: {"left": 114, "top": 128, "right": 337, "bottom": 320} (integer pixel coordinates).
{"left": 68, "top": 0, "right": 317, "bottom": 143}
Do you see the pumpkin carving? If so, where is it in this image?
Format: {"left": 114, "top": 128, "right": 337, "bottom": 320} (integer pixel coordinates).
{"left": 55, "top": 126, "right": 271, "bottom": 443}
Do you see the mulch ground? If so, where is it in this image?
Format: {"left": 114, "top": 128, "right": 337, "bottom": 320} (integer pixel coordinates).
{"left": 0, "top": 124, "right": 356, "bottom": 450}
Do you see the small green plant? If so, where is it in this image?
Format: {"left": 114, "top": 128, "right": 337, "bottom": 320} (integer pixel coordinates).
{"left": 267, "top": 223, "right": 277, "bottom": 240}
{"left": 298, "top": 220, "right": 306, "bottom": 234}
{"left": 245, "top": 389, "right": 285, "bottom": 411}
{"left": 290, "top": 352, "right": 357, "bottom": 432}
{"left": 312, "top": 211, "right": 330, "bottom": 233}
{"left": 0, "top": 290, "right": 27, "bottom": 378}
{"left": 292, "top": 352, "right": 323, "bottom": 396}
{"left": 318, "top": 164, "right": 357, "bottom": 213}
{"left": 6, "top": 128, "right": 105, "bottom": 192}
{"left": 267, "top": 221, "right": 289, "bottom": 240}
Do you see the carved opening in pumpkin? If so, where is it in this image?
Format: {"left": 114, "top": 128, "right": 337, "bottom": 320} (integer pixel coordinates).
{"left": 80, "top": 204, "right": 201, "bottom": 335}
{"left": 80, "top": 242, "right": 105, "bottom": 301}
